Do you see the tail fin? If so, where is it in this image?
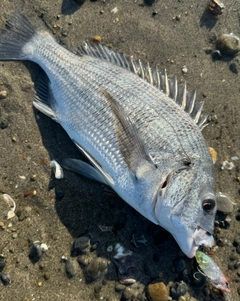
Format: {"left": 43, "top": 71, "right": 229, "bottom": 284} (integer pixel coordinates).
{"left": 0, "top": 14, "right": 35, "bottom": 60}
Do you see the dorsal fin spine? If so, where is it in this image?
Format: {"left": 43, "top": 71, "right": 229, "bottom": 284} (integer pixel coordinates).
{"left": 77, "top": 42, "right": 208, "bottom": 130}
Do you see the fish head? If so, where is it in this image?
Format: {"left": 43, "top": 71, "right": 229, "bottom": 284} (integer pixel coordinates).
{"left": 213, "top": 277, "right": 230, "bottom": 293}
{"left": 154, "top": 162, "right": 216, "bottom": 258}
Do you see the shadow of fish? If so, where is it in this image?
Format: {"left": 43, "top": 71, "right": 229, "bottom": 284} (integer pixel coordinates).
{"left": 0, "top": 14, "right": 217, "bottom": 258}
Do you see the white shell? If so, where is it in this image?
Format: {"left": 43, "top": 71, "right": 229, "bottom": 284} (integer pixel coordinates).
{"left": 50, "top": 160, "right": 64, "bottom": 179}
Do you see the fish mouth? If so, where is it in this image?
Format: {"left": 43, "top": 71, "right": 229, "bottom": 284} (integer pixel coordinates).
{"left": 189, "top": 227, "right": 215, "bottom": 258}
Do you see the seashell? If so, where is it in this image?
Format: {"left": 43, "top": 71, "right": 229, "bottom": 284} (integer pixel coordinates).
{"left": 3, "top": 194, "right": 16, "bottom": 212}
{"left": 50, "top": 160, "right": 64, "bottom": 179}
{"left": 209, "top": 0, "right": 225, "bottom": 16}
{"left": 216, "top": 33, "right": 240, "bottom": 55}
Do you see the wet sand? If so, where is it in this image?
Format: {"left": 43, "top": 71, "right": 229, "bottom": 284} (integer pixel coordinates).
{"left": 0, "top": 0, "right": 239, "bottom": 300}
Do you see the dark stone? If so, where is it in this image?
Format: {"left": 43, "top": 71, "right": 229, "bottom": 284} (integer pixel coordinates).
{"left": 71, "top": 236, "right": 90, "bottom": 257}
{"left": 236, "top": 214, "right": 240, "bottom": 221}
{"left": 170, "top": 281, "right": 188, "bottom": 298}
{"left": 94, "top": 284, "right": 102, "bottom": 293}
{"left": 216, "top": 238, "right": 225, "bottom": 247}
{"left": 236, "top": 246, "right": 240, "bottom": 254}
{"left": 229, "top": 253, "right": 238, "bottom": 261}
{"left": 152, "top": 11, "right": 158, "bottom": 16}
{"left": 229, "top": 63, "right": 238, "bottom": 74}
{"left": 212, "top": 50, "right": 221, "bottom": 60}
{"left": 0, "top": 256, "right": 6, "bottom": 272}
{"left": 235, "top": 262, "right": 240, "bottom": 269}
{"left": 0, "top": 119, "right": 8, "bottom": 129}
{"left": 205, "top": 49, "right": 212, "bottom": 54}
{"left": 176, "top": 259, "right": 186, "bottom": 273}
{"left": 144, "top": 0, "right": 156, "bottom": 5}
{"left": 65, "top": 259, "right": 78, "bottom": 278}
{"left": 16, "top": 210, "right": 25, "bottom": 221}
{"left": 233, "top": 239, "right": 240, "bottom": 247}
{"left": 0, "top": 273, "right": 10, "bottom": 285}
{"left": 29, "top": 241, "right": 42, "bottom": 264}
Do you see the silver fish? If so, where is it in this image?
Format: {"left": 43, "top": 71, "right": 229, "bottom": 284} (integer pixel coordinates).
{"left": 0, "top": 14, "right": 217, "bottom": 258}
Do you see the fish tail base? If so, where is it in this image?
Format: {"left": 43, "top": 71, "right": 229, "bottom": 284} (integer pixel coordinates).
{"left": 0, "top": 14, "right": 35, "bottom": 60}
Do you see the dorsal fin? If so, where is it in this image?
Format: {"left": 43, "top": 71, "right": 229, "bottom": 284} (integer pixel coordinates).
{"left": 77, "top": 43, "right": 208, "bottom": 130}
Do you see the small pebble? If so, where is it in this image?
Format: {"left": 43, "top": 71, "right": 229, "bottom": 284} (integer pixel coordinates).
{"left": 115, "top": 283, "right": 125, "bottom": 292}
{"left": 0, "top": 119, "right": 8, "bottom": 129}
{"left": 176, "top": 259, "right": 186, "bottom": 273}
{"left": 107, "top": 245, "right": 113, "bottom": 252}
{"left": 144, "top": 0, "right": 156, "bottom": 5}
{"left": 0, "top": 256, "right": 6, "bottom": 272}
{"left": 123, "top": 287, "right": 134, "bottom": 300}
{"left": 212, "top": 50, "right": 221, "bottom": 60}
{"left": 170, "top": 281, "right": 188, "bottom": 299}
{"left": 93, "top": 36, "right": 101, "bottom": 42}
{"left": 233, "top": 239, "right": 240, "bottom": 247}
{"left": 77, "top": 255, "right": 90, "bottom": 267}
{"left": 29, "top": 241, "right": 42, "bottom": 263}
{"left": 94, "top": 284, "right": 102, "bottom": 293}
{"left": 182, "top": 66, "right": 188, "bottom": 74}
{"left": 40, "top": 243, "right": 48, "bottom": 253}
{"left": 44, "top": 271, "right": 51, "bottom": 280}
{"left": 0, "top": 221, "right": 5, "bottom": 229}
{"left": 37, "top": 281, "right": 42, "bottom": 287}
{"left": 71, "top": 236, "right": 91, "bottom": 256}
{"left": 0, "top": 90, "right": 7, "bottom": 99}
{"left": 0, "top": 273, "right": 11, "bottom": 285}
{"left": 216, "top": 33, "right": 240, "bottom": 55}
{"left": 216, "top": 238, "right": 224, "bottom": 247}
{"left": 146, "top": 281, "right": 169, "bottom": 301}
{"left": 12, "top": 233, "right": 18, "bottom": 239}
{"left": 229, "top": 253, "right": 238, "bottom": 261}
{"left": 83, "top": 257, "right": 108, "bottom": 282}
{"left": 65, "top": 259, "right": 78, "bottom": 278}
{"left": 229, "top": 63, "right": 238, "bottom": 74}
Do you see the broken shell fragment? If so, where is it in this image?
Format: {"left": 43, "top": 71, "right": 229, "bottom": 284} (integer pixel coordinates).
{"left": 216, "top": 192, "right": 235, "bottom": 213}
{"left": 50, "top": 160, "right": 64, "bottom": 179}
{"left": 216, "top": 33, "right": 240, "bottom": 55}
{"left": 209, "top": 0, "right": 225, "bottom": 16}
{"left": 3, "top": 194, "right": 16, "bottom": 212}
{"left": 2, "top": 194, "right": 16, "bottom": 219}
{"left": 209, "top": 147, "right": 217, "bottom": 164}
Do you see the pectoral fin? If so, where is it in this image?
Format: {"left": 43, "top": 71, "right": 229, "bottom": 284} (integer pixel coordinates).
{"left": 73, "top": 140, "right": 114, "bottom": 186}
{"left": 62, "top": 158, "right": 110, "bottom": 186}
{"left": 101, "top": 89, "right": 154, "bottom": 177}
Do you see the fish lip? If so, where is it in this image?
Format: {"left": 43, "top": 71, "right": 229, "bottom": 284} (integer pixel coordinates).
{"left": 189, "top": 226, "right": 215, "bottom": 257}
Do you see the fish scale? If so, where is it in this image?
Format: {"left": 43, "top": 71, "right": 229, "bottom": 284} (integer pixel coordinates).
{"left": 0, "top": 14, "right": 217, "bottom": 258}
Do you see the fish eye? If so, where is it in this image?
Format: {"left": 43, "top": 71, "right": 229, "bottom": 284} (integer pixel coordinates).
{"left": 202, "top": 199, "right": 216, "bottom": 212}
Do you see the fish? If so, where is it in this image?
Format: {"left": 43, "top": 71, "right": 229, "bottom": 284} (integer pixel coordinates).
{"left": 195, "top": 250, "right": 230, "bottom": 293}
{"left": 0, "top": 14, "right": 217, "bottom": 258}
